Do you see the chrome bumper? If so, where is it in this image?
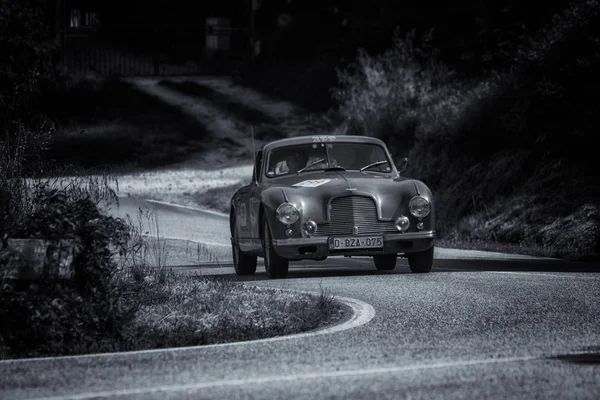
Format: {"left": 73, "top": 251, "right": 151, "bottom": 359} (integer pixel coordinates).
{"left": 272, "top": 230, "right": 436, "bottom": 259}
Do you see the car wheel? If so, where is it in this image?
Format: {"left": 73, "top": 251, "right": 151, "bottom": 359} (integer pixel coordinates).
{"left": 231, "top": 216, "right": 257, "bottom": 276}
{"left": 373, "top": 254, "right": 397, "bottom": 271}
{"left": 407, "top": 246, "right": 434, "bottom": 273}
{"left": 262, "top": 215, "right": 289, "bottom": 279}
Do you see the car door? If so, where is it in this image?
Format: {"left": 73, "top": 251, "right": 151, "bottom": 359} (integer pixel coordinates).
{"left": 232, "top": 150, "right": 263, "bottom": 240}
{"left": 248, "top": 149, "right": 263, "bottom": 241}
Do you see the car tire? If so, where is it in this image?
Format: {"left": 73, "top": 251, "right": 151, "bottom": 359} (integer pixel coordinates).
{"left": 231, "top": 216, "right": 257, "bottom": 276}
{"left": 407, "top": 246, "right": 434, "bottom": 273}
{"left": 262, "top": 215, "right": 289, "bottom": 279}
{"left": 373, "top": 254, "right": 397, "bottom": 271}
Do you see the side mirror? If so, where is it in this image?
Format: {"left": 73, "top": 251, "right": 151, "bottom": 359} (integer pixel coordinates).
{"left": 397, "top": 157, "right": 408, "bottom": 173}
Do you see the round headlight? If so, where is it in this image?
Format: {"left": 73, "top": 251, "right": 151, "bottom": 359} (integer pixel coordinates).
{"left": 409, "top": 196, "right": 431, "bottom": 218}
{"left": 276, "top": 203, "right": 300, "bottom": 225}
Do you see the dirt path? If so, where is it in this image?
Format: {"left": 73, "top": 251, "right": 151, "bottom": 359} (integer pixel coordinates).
{"left": 123, "top": 76, "right": 337, "bottom": 152}
{"left": 112, "top": 76, "right": 338, "bottom": 212}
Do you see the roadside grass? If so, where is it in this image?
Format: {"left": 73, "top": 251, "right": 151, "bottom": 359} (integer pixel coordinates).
{"left": 118, "top": 274, "right": 346, "bottom": 350}
{"left": 39, "top": 78, "right": 210, "bottom": 173}
{"left": 114, "top": 208, "right": 346, "bottom": 351}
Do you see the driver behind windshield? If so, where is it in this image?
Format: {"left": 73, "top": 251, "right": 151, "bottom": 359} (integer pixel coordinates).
{"left": 270, "top": 147, "right": 309, "bottom": 175}
{"left": 286, "top": 149, "right": 309, "bottom": 173}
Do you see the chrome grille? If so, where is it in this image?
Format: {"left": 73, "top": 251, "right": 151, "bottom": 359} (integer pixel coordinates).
{"left": 316, "top": 195, "right": 397, "bottom": 236}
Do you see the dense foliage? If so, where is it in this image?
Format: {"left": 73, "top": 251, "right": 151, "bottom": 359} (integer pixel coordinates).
{"left": 0, "top": 1, "right": 136, "bottom": 358}
{"left": 334, "top": 0, "right": 600, "bottom": 258}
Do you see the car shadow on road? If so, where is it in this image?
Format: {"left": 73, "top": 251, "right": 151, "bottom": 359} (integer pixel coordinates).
{"left": 205, "top": 268, "right": 407, "bottom": 282}
{"left": 184, "top": 257, "right": 600, "bottom": 282}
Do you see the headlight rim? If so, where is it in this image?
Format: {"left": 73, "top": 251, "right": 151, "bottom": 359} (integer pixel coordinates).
{"left": 409, "top": 195, "right": 431, "bottom": 218}
{"left": 276, "top": 202, "right": 300, "bottom": 225}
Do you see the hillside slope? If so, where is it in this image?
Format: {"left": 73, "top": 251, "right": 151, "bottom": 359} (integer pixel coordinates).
{"left": 335, "top": 0, "right": 600, "bottom": 260}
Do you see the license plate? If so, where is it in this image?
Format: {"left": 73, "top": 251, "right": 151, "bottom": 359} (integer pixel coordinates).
{"left": 329, "top": 236, "right": 383, "bottom": 250}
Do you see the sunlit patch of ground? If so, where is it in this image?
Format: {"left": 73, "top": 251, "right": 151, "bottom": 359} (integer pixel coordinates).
{"left": 145, "top": 75, "right": 304, "bottom": 120}
{"left": 114, "top": 164, "right": 251, "bottom": 213}
{"left": 114, "top": 164, "right": 252, "bottom": 197}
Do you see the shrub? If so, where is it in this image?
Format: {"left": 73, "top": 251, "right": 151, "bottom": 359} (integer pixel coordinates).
{"left": 334, "top": 1, "right": 600, "bottom": 258}
{"left": 334, "top": 29, "right": 499, "bottom": 153}
{"left": 0, "top": 2, "right": 140, "bottom": 358}
{"left": 0, "top": 176, "right": 137, "bottom": 358}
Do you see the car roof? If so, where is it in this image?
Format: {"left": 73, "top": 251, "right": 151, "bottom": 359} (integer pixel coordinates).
{"left": 260, "top": 135, "right": 387, "bottom": 153}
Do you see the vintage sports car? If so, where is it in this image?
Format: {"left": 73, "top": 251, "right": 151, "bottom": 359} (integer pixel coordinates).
{"left": 230, "top": 135, "right": 435, "bottom": 279}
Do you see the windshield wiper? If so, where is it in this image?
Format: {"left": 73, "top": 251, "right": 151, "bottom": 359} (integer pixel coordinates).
{"left": 324, "top": 166, "right": 346, "bottom": 172}
{"left": 360, "top": 160, "right": 389, "bottom": 172}
{"left": 297, "top": 158, "right": 326, "bottom": 174}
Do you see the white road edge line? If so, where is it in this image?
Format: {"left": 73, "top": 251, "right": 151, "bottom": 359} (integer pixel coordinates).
{"left": 28, "top": 355, "right": 539, "bottom": 400}
{"left": 486, "top": 271, "right": 598, "bottom": 279}
{"left": 0, "top": 294, "right": 374, "bottom": 365}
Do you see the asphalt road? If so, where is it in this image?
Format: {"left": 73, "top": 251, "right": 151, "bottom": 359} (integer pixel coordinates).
{"left": 1, "top": 197, "right": 599, "bottom": 399}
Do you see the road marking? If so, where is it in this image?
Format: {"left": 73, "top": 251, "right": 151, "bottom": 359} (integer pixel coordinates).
{"left": 27, "top": 355, "right": 539, "bottom": 400}
{"left": 486, "top": 271, "right": 599, "bottom": 279}
{"left": 0, "top": 295, "right": 374, "bottom": 365}
{"left": 436, "top": 268, "right": 599, "bottom": 279}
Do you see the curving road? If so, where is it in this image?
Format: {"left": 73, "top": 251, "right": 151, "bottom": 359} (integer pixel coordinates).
{"left": 1, "top": 198, "right": 600, "bottom": 399}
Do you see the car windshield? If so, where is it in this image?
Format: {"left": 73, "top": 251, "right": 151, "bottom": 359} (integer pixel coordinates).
{"left": 265, "top": 142, "right": 392, "bottom": 177}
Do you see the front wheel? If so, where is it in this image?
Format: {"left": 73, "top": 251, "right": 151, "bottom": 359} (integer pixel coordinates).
{"left": 262, "top": 215, "right": 289, "bottom": 279}
{"left": 373, "top": 254, "right": 397, "bottom": 271}
{"left": 231, "top": 216, "right": 257, "bottom": 276}
{"left": 407, "top": 246, "right": 434, "bottom": 273}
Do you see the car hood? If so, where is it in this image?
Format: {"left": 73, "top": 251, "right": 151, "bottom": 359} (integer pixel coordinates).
{"left": 261, "top": 171, "right": 429, "bottom": 222}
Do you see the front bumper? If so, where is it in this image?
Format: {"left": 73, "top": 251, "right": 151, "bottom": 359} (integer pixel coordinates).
{"left": 271, "top": 231, "right": 435, "bottom": 260}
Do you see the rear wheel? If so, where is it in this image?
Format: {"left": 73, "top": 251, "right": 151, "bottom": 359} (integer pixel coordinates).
{"left": 262, "top": 215, "right": 289, "bottom": 279}
{"left": 231, "top": 216, "right": 257, "bottom": 276}
{"left": 373, "top": 254, "right": 397, "bottom": 271}
{"left": 407, "top": 246, "right": 434, "bottom": 273}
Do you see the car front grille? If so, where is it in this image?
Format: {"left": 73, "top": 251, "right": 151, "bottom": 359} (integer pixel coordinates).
{"left": 316, "top": 195, "right": 397, "bottom": 236}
